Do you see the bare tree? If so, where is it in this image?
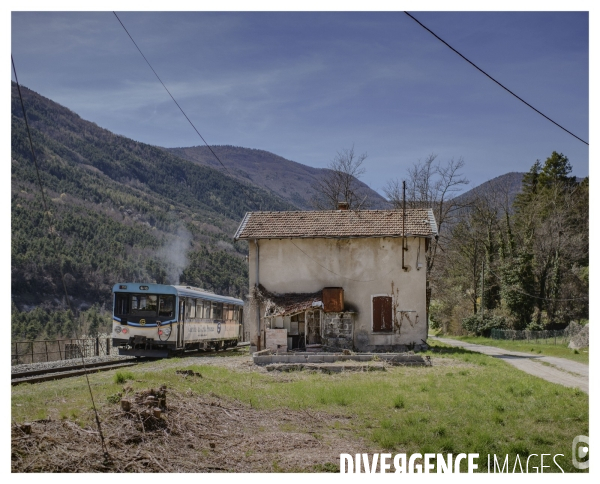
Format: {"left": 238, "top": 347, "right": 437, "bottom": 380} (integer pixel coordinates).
{"left": 383, "top": 154, "right": 469, "bottom": 273}
{"left": 312, "top": 145, "right": 370, "bottom": 210}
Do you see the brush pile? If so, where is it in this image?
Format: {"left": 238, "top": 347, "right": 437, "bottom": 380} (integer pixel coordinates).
{"left": 12, "top": 386, "right": 369, "bottom": 472}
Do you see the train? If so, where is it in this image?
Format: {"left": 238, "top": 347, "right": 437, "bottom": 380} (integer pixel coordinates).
{"left": 111, "top": 283, "right": 244, "bottom": 357}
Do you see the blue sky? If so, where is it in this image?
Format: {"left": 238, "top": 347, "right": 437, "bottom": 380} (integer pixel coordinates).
{"left": 10, "top": 9, "right": 590, "bottom": 195}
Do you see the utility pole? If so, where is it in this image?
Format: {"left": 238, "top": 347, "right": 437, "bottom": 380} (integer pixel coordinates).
{"left": 402, "top": 180, "right": 407, "bottom": 271}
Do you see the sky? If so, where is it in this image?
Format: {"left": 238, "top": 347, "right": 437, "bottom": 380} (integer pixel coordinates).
{"left": 9, "top": 8, "right": 590, "bottom": 196}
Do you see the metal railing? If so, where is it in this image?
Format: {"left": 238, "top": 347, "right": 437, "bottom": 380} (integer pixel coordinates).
{"left": 490, "top": 329, "right": 567, "bottom": 345}
{"left": 11, "top": 337, "right": 117, "bottom": 365}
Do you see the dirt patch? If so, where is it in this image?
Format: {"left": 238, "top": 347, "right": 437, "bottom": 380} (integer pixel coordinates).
{"left": 11, "top": 388, "right": 375, "bottom": 472}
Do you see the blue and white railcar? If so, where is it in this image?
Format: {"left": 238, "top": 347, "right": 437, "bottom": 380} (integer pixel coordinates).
{"left": 112, "top": 283, "right": 244, "bottom": 357}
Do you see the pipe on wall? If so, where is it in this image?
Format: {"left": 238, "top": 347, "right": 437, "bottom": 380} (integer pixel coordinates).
{"left": 255, "top": 239, "right": 261, "bottom": 350}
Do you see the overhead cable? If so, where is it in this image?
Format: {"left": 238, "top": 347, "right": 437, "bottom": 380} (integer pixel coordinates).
{"left": 11, "top": 55, "right": 110, "bottom": 460}
{"left": 404, "top": 12, "right": 588, "bottom": 146}
{"left": 112, "top": 12, "right": 233, "bottom": 176}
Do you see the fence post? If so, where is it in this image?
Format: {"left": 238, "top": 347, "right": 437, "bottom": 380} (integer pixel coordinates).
{"left": 106, "top": 337, "right": 110, "bottom": 356}
{"left": 95, "top": 337, "right": 99, "bottom": 357}
{"left": 31, "top": 342, "right": 34, "bottom": 364}
{"left": 45, "top": 341, "right": 49, "bottom": 362}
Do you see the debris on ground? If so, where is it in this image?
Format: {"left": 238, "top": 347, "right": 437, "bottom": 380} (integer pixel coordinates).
{"left": 11, "top": 388, "right": 373, "bottom": 472}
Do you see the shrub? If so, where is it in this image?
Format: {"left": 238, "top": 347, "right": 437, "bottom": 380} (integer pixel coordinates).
{"left": 461, "top": 314, "right": 508, "bottom": 337}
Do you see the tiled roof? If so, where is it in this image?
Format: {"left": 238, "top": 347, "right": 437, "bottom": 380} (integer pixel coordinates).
{"left": 234, "top": 209, "right": 437, "bottom": 240}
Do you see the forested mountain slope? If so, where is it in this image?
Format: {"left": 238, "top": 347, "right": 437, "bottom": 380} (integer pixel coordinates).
{"left": 166, "top": 145, "right": 388, "bottom": 209}
{"left": 11, "top": 82, "right": 294, "bottom": 314}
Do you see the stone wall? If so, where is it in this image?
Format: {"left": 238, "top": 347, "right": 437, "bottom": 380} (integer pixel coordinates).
{"left": 321, "top": 311, "right": 354, "bottom": 350}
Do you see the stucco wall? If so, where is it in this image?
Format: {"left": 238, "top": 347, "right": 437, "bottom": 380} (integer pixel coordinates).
{"left": 248, "top": 237, "right": 428, "bottom": 351}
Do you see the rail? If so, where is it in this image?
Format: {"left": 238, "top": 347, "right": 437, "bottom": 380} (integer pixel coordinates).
{"left": 11, "top": 337, "right": 117, "bottom": 365}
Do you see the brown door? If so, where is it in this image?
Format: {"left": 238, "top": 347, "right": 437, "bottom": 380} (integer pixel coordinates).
{"left": 373, "top": 296, "right": 393, "bottom": 332}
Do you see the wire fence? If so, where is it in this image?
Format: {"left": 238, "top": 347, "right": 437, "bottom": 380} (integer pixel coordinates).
{"left": 11, "top": 337, "right": 117, "bottom": 365}
{"left": 490, "top": 328, "right": 568, "bottom": 345}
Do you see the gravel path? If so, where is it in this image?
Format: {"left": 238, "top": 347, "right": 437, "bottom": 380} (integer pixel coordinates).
{"left": 430, "top": 336, "right": 589, "bottom": 393}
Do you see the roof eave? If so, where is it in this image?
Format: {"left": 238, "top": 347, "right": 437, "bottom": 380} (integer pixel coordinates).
{"left": 235, "top": 234, "right": 434, "bottom": 240}
{"left": 233, "top": 212, "right": 251, "bottom": 241}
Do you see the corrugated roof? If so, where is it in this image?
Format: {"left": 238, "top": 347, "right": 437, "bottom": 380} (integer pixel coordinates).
{"left": 257, "top": 285, "right": 323, "bottom": 317}
{"left": 234, "top": 209, "right": 438, "bottom": 240}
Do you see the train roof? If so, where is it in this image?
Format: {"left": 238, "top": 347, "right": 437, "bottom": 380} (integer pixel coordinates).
{"left": 112, "top": 283, "right": 244, "bottom": 305}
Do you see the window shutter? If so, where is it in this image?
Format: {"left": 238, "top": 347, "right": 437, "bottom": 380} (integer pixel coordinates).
{"left": 373, "top": 296, "right": 393, "bottom": 332}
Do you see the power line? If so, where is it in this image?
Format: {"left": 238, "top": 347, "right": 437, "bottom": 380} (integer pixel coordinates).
{"left": 12, "top": 56, "right": 110, "bottom": 460}
{"left": 404, "top": 12, "right": 589, "bottom": 146}
{"left": 112, "top": 11, "right": 233, "bottom": 176}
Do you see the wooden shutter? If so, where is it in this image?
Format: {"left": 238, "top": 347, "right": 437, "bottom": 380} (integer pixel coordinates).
{"left": 373, "top": 296, "right": 393, "bottom": 332}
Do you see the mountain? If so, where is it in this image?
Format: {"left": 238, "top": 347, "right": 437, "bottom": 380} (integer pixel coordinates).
{"left": 11, "top": 82, "right": 295, "bottom": 312}
{"left": 452, "top": 172, "right": 526, "bottom": 208}
{"left": 452, "top": 171, "right": 586, "bottom": 208}
{"left": 166, "top": 145, "right": 388, "bottom": 209}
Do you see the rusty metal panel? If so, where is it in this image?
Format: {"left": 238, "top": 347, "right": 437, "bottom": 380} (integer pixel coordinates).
{"left": 373, "top": 296, "right": 392, "bottom": 332}
{"left": 323, "top": 287, "right": 344, "bottom": 312}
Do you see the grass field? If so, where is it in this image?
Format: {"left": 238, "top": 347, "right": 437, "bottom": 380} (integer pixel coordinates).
{"left": 11, "top": 341, "right": 588, "bottom": 472}
{"left": 445, "top": 336, "right": 589, "bottom": 364}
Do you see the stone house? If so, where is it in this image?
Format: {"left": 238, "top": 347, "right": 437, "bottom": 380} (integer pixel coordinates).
{"left": 233, "top": 207, "right": 438, "bottom": 353}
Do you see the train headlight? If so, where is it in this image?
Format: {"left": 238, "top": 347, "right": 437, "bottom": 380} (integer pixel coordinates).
{"left": 121, "top": 328, "right": 128, "bottom": 334}
{"left": 115, "top": 326, "right": 122, "bottom": 334}
{"left": 163, "top": 327, "right": 171, "bottom": 336}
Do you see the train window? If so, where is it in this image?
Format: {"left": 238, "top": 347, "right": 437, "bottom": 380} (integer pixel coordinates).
{"left": 188, "top": 298, "right": 196, "bottom": 318}
{"left": 115, "top": 294, "right": 129, "bottom": 315}
{"left": 196, "top": 300, "right": 203, "bottom": 318}
{"left": 212, "top": 302, "right": 223, "bottom": 320}
{"left": 158, "top": 296, "right": 174, "bottom": 317}
{"left": 131, "top": 295, "right": 158, "bottom": 315}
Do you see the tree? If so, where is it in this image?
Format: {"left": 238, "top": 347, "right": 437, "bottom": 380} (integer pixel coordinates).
{"left": 384, "top": 154, "right": 469, "bottom": 274}
{"left": 312, "top": 145, "right": 371, "bottom": 210}
{"left": 85, "top": 305, "right": 101, "bottom": 337}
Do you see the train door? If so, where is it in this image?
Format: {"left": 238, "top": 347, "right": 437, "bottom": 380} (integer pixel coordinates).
{"left": 177, "top": 299, "right": 185, "bottom": 348}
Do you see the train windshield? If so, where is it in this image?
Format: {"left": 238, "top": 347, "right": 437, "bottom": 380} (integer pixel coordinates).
{"left": 115, "top": 294, "right": 175, "bottom": 318}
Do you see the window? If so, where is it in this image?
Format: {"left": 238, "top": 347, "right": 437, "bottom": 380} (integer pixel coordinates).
{"left": 158, "top": 296, "right": 175, "bottom": 317}
{"left": 188, "top": 298, "right": 196, "bottom": 318}
{"left": 131, "top": 295, "right": 158, "bottom": 315}
{"left": 196, "top": 300, "right": 203, "bottom": 318}
{"left": 225, "top": 304, "right": 235, "bottom": 321}
{"left": 202, "top": 300, "right": 210, "bottom": 319}
{"left": 212, "top": 302, "right": 223, "bottom": 320}
{"left": 115, "top": 294, "right": 129, "bottom": 315}
{"left": 372, "top": 296, "right": 393, "bottom": 332}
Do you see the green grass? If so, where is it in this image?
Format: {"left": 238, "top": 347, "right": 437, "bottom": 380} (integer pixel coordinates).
{"left": 447, "top": 336, "right": 588, "bottom": 364}
{"left": 12, "top": 341, "right": 588, "bottom": 472}
{"left": 113, "top": 370, "right": 135, "bottom": 384}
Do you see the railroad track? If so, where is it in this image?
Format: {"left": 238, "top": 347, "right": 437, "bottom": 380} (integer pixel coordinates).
{"left": 11, "top": 360, "right": 139, "bottom": 386}
{"left": 11, "top": 343, "right": 250, "bottom": 386}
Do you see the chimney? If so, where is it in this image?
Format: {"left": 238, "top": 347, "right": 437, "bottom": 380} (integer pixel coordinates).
{"left": 337, "top": 201, "right": 349, "bottom": 210}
